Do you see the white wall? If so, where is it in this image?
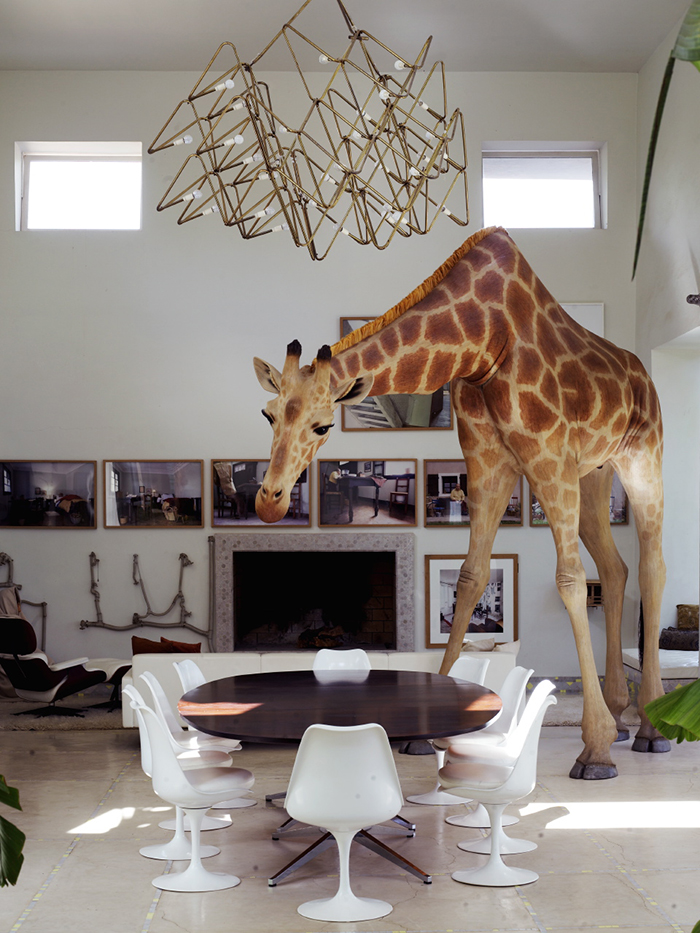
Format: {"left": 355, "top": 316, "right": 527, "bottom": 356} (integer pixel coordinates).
{"left": 0, "top": 68, "right": 640, "bottom": 675}
{"left": 636, "top": 19, "right": 700, "bottom": 629}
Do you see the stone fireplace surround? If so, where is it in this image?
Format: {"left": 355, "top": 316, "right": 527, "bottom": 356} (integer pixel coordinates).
{"left": 210, "top": 532, "right": 415, "bottom": 652}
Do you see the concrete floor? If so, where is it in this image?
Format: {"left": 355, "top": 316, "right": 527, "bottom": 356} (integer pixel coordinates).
{"left": 2, "top": 725, "right": 700, "bottom": 933}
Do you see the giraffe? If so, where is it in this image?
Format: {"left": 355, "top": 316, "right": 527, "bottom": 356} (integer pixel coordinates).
{"left": 253, "top": 225, "right": 670, "bottom": 779}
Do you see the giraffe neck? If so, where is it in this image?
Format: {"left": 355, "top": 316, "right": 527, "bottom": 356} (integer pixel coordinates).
{"left": 329, "top": 227, "right": 519, "bottom": 396}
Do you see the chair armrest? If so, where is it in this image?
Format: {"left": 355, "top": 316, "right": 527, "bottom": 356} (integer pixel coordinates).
{"left": 49, "top": 657, "right": 89, "bottom": 672}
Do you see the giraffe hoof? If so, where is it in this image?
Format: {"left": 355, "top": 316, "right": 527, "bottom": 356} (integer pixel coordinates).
{"left": 569, "top": 760, "right": 618, "bottom": 780}
{"left": 614, "top": 729, "right": 630, "bottom": 743}
{"left": 632, "top": 736, "right": 671, "bottom": 753}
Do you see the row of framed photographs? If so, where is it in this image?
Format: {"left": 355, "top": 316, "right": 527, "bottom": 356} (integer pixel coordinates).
{"left": 0, "top": 458, "right": 629, "bottom": 529}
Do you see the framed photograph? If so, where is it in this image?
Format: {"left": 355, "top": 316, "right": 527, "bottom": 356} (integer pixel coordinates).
{"left": 529, "top": 471, "right": 628, "bottom": 526}
{"left": 319, "top": 459, "right": 417, "bottom": 527}
{"left": 338, "top": 318, "right": 453, "bottom": 431}
{"left": 212, "top": 460, "right": 310, "bottom": 527}
{"left": 425, "top": 553, "right": 518, "bottom": 648}
{"left": 0, "top": 461, "right": 97, "bottom": 528}
{"left": 423, "top": 460, "right": 522, "bottom": 527}
{"left": 104, "top": 460, "right": 203, "bottom": 527}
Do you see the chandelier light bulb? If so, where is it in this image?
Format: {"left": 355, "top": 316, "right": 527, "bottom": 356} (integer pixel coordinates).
{"left": 319, "top": 54, "right": 329, "bottom": 63}
{"left": 172, "top": 135, "right": 193, "bottom": 146}
{"left": 394, "top": 60, "right": 405, "bottom": 71}
{"left": 215, "top": 79, "right": 235, "bottom": 91}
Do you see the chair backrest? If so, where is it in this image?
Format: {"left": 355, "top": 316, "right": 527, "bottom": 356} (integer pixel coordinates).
{"left": 394, "top": 477, "right": 410, "bottom": 494}
{"left": 173, "top": 658, "right": 207, "bottom": 694}
{"left": 123, "top": 683, "right": 153, "bottom": 777}
{"left": 285, "top": 723, "right": 403, "bottom": 834}
{"left": 448, "top": 654, "right": 490, "bottom": 686}
{"left": 0, "top": 615, "right": 37, "bottom": 656}
{"left": 497, "top": 680, "right": 556, "bottom": 800}
{"left": 139, "top": 670, "right": 183, "bottom": 736}
{"left": 480, "top": 665, "right": 534, "bottom": 737}
{"left": 312, "top": 648, "right": 371, "bottom": 671}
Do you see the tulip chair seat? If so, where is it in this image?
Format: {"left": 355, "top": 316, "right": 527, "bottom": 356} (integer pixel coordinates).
{"left": 438, "top": 680, "right": 556, "bottom": 887}
{"left": 406, "top": 654, "right": 491, "bottom": 806}
{"left": 285, "top": 722, "right": 404, "bottom": 922}
{"left": 132, "top": 693, "right": 255, "bottom": 892}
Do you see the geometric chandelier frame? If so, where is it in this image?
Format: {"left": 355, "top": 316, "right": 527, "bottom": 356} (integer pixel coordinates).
{"left": 148, "top": 0, "right": 468, "bottom": 260}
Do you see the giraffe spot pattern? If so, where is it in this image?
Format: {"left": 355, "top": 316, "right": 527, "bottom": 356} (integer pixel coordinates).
{"left": 519, "top": 391, "right": 558, "bottom": 433}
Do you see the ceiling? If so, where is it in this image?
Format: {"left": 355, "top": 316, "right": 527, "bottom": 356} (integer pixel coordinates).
{"left": 0, "top": 0, "right": 690, "bottom": 73}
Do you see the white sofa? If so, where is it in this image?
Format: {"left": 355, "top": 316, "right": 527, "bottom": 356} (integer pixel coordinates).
{"left": 121, "top": 647, "right": 518, "bottom": 728}
{"left": 622, "top": 647, "right": 698, "bottom": 690}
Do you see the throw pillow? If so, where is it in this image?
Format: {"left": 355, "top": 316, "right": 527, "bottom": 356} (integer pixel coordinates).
{"left": 160, "top": 637, "right": 202, "bottom": 653}
{"left": 658, "top": 627, "right": 699, "bottom": 651}
{"left": 131, "top": 635, "right": 172, "bottom": 655}
{"left": 677, "top": 604, "right": 699, "bottom": 631}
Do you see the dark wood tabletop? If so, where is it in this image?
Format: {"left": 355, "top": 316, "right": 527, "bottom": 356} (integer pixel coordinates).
{"left": 178, "top": 669, "right": 502, "bottom": 744}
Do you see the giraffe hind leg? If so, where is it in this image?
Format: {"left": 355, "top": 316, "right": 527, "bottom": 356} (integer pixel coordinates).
{"left": 578, "top": 465, "right": 631, "bottom": 742}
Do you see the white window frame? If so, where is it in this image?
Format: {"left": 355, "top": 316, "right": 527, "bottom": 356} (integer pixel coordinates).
{"left": 15, "top": 141, "right": 142, "bottom": 232}
{"left": 482, "top": 142, "right": 605, "bottom": 230}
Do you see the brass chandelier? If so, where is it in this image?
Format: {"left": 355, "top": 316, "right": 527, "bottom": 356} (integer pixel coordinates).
{"left": 149, "top": 0, "right": 469, "bottom": 260}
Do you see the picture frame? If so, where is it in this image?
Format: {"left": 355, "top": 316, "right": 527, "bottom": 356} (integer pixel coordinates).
{"left": 318, "top": 459, "right": 417, "bottom": 527}
{"left": 425, "top": 553, "right": 518, "bottom": 648}
{"left": 0, "top": 461, "right": 97, "bottom": 528}
{"left": 423, "top": 460, "right": 522, "bottom": 527}
{"left": 212, "top": 460, "right": 310, "bottom": 526}
{"left": 338, "top": 318, "right": 453, "bottom": 431}
{"left": 529, "top": 471, "right": 628, "bottom": 526}
{"left": 104, "top": 460, "right": 203, "bottom": 528}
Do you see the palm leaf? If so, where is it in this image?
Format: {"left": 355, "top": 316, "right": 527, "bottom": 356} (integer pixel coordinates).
{"left": 645, "top": 678, "right": 700, "bottom": 743}
{"left": 0, "top": 814, "right": 25, "bottom": 887}
{"left": 633, "top": 1, "right": 700, "bottom": 278}
{"left": 0, "top": 775, "right": 25, "bottom": 888}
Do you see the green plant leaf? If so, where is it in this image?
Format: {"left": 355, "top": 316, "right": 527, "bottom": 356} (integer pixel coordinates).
{"left": 692, "top": 920, "right": 700, "bottom": 933}
{"left": 645, "top": 678, "right": 700, "bottom": 743}
{"left": 673, "top": 0, "right": 700, "bottom": 61}
{"left": 0, "top": 814, "right": 25, "bottom": 888}
{"left": 0, "top": 774, "right": 22, "bottom": 812}
{"left": 633, "top": 1, "right": 700, "bottom": 278}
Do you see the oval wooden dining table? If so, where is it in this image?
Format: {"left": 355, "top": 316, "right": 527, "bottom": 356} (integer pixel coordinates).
{"left": 178, "top": 668, "right": 502, "bottom": 887}
{"left": 177, "top": 668, "right": 502, "bottom": 743}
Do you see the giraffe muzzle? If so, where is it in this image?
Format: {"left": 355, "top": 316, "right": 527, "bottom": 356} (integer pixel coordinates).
{"left": 255, "top": 483, "right": 290, "bottom": 523}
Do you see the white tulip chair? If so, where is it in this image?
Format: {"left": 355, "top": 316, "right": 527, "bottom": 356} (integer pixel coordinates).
{"left": 438, "top": 679, "right": 556, "bottom": 886}
{"left": 285, "top": 723, "right": 404, "bottom": 922}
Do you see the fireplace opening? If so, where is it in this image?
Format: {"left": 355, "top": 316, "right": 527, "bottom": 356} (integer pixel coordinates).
{"left": 233, "top": 550, "right": 396, "bottom": 650}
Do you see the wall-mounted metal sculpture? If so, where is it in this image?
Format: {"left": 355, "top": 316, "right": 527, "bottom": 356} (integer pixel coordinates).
{"left": 0, "top": 552, "right": 48, "bottom": 651}
{"left": 148, "top": 0, "right": 468, "bottom": 260}
{"left": 79, "top": 552, "right": 211, "bottom": 648}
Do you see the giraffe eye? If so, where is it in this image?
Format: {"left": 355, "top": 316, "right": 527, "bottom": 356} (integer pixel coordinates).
{"left": 313, "top": 424, "right": 333, "bottom": 437}
{"left": 262, "top": 409, "right": 274, "bottom": 426}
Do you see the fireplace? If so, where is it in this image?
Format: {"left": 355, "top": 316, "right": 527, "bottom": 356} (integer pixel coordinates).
{"left": 210, "top": 533, "right": 415, "bottom": 652}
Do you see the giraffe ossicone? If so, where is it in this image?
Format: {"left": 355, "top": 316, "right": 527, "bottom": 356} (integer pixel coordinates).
{"left": 253, "top": 226, "right": 669, "bottom": 779}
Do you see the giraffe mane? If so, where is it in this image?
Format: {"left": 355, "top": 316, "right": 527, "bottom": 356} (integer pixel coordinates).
{"left": 329, "top": 226, "right": 501, "bottom": 357}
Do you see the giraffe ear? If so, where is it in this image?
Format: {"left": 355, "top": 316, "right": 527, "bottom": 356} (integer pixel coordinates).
{"left": 253, "top": 357, "right": 283, "bottom": 395}
{"left": 331, "top": 373, "right": 374, "bottom": 406}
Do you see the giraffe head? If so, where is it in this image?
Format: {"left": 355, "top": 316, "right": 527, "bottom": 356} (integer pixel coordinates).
{"left": 253, "top": 340, "right": 373, "bottom": 523}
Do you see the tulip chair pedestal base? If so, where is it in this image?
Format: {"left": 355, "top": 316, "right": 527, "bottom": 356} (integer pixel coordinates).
{"left": 458, "top": 836, "right": 537, "bottom": 855}
{"left": 140, "top": 840, "right": 220, "bottom": 860}
{"left": 297, "top": 893, "right": 393, "bottom": 923}
{"left": 211, "top": 797, "right": 256, "bottom": 810}
{"left": 159, "top": 814, "right": 231, "bottom": 832}
{"left": 452, "top": 863, "right": 539, "bottom": 887}
{"left": 153, "top": 867, "right": 241, "bottom": 892}
{"left": 406, "top": 785, "right": 466, "bottom": 806}
{"left": 446, "top": 804, "right": 518, "bottom": 828}
{"left": 143, "top": 807, "right": 219, "bottom": 860}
